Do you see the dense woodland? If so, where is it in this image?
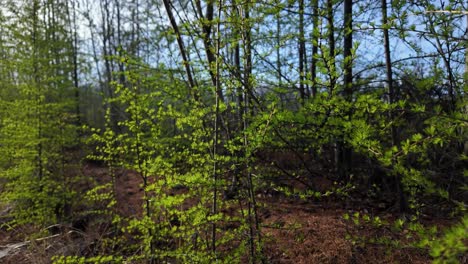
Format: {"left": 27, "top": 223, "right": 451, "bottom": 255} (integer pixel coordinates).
{"left": 0, "top": 0, "right": 467, "bottom": 263}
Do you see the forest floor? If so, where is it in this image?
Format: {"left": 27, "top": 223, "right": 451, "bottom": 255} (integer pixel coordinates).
{"left": 0, "top": 161, "right": 461, "bottom": 263}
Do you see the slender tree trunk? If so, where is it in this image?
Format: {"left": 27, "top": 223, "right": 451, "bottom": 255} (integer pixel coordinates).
{"left": 463, "top": 4, "right": 468, "bottom": 156}
{"left": 326, "top": 0, "right": 336, "bottom": 93}
{"left": 234, "top": 4, "right": 243, "bottom": 131}
{"left": 162, "top": 0, "right": 199, "bottom": 101}
{"left": 84, "top": 1, "right": 103, "bottom": 86}
{"left": 100, "top": 0, "right": 119, "bottom": 131}
{"left": 67, "top": 0, "right": 80, "bottom": 127}
{"left": 130, "top": 0, "right": 141, "bottom": 58}
{"left": 101, "top": 0, "right": 113, "bottom": 88}
{"left": 327, "top": 0, "right": 342, "bottom": 180}
{"left": 465, "top": 9, "right": 468, "bottom": 91}
{"left": 341, "top": 0, "right": 353, "bottom": 182}
{"left": 382, "top": 0, "right": 395, "bottom": 143}
{"left": 275, "top": 10, "right": 286, "bottom": 106}
{"left": 382, "top": 0, "right": 408, "bottom": 213}
{"left": 32, "top": 0, "right": 43, "bottom": 181}
{"left": 115, "top": 0, "right": 126, "bottom": 86}
{"left": 298, "top": 0, "right": 307, "bottom": 103}
{"left": 194, "top": 0, "right": 225, "bottom": 103}
{"left": 228, "top": 3, "right": 242, "bottom": 197}
{"left": 241, "top": 3, "right": 262, "bottom": 261}
{"left": 276, "top": 11, "right": 281, "bottom": 87}
{"left": 244, "top": 5, "right": 252, "bottom": 101}
{"left": 211, "top": 0, "right": 223, "bottom": 255}
{"left": 310, "top": 0, "right": 319, "bottom": 97}
{"left": 73, "top": 4, "right": 80, "bottom": 127}
{"left": 243, "top": 2, "right": 255, "bottom": 258}
{"left": 343, "top": 0, "right": 352, "bottom": 100}
{"left": 84, "top": 1, "right": 104, "bottom": 127}
{"left": 131, "top": 83, "right": 155, "bottom": 263}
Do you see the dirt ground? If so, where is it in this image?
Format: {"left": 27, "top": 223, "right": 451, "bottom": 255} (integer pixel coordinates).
{"left": 0, "top": 162, "right": 461, "bottom": 263}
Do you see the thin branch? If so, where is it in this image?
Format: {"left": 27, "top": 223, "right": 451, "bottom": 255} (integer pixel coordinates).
{"left": 425, "top": 10, "right": 468, "bottom": 15}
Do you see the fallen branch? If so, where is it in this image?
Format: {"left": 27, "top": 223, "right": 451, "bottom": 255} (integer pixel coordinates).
{"left": 0, "top": 233, "right": 61, "bottom": 259}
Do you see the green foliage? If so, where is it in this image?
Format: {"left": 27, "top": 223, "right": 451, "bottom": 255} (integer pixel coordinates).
{"left": 0, "top": 0, "right": 78, "bottom": 228}
{"left": 83, "top": 55, "right": 251, "bottom": 262}
{"left": 51, "top": 255, "right": 124, "bottom": 264}
{"left": 420, "top": 215, "right": 468, "bottom": 264}
{"left": 0, "top": 0, "right": 466, "bottom": 262}
{"left": 344, "top": 211, "right": 467, "bottom": 264}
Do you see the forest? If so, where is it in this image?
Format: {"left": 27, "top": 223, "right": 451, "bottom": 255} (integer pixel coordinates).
{"left": 0, "top": 0, "right": 467, "bottom": 263}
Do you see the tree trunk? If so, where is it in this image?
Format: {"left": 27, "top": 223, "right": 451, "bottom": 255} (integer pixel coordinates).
{"left": 326, "top": 0, "right": 336, "bottom": 93}
{"left": 162, "top": 0, "right": 199, "bottom": 101}
{"left": 211, "top": 0, "right": 223, "bottom": 255}
{"left": 115, "top": 0, "right": 126, "bottom": 87}
{"left": 194, "top": 0, "right": 225, "bottom": 103}
{"left": 32, "top": 0, "right": 43, "bottom": 181}
{"left": 336, "top": 0, "right": 353, "bottom": 182}
{"left": 298, "top": 0, "right": 307, "bottom": 103}
{"left": 343, "top": 0, "right": 352, "bottom": 101}
{"left": 464, "top": 5, "right": 468, "bottom": 97}
{"left": 67, "top": 0, "right": 80, "bottom": 127}
{"left": 310, "top": 0, "right": 319, "bottom": 97}
{"left": 382, "top": 0, "right": 408, "bottom": 213}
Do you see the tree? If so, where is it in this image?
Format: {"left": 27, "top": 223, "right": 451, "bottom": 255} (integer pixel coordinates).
{"left": 0, "top": 0, "right": 78, "bottom": 226}
{"left": 310, "top": 0, "right": 319, "bottom": 97}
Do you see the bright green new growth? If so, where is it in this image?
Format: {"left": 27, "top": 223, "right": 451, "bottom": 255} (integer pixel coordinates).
{"left": 0, "top": 0, "right": 466, "bottom": 263}
{"left": 0, "top": 0, "right": 78, "bottom": 228}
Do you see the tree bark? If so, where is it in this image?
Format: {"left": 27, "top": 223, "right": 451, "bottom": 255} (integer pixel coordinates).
{"left": 32, "top": 0, "right": 43, "bottom": 181}
{"left": 382, "top": 0, "right": 408, "bottom": 213}
{"left": 326, "top": 0, "right": 336, "bottom": 93}
{"left": 194, "top": 0, "right": 225, "bottom": 103}
{"left": 465, "top": 6, "right": 468, "bottom": 91}
{"left": 335, "top": 0, "right": 353, "bottom": 182}
{"left": 298, "top": 0, "right": 307, "bottom": 102}
{"left": 343, "top": 0, "right": 352, "bottom": 100}
{"left": 310, "top": 0, "right": 319, "bottom": 97}
{"left": 162, "top": 0, "right": 199, "bottom": 101}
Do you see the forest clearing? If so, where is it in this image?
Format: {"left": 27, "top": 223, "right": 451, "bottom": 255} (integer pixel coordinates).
{"left": 0, "top": 0, "right": 467, "bottom": 263}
